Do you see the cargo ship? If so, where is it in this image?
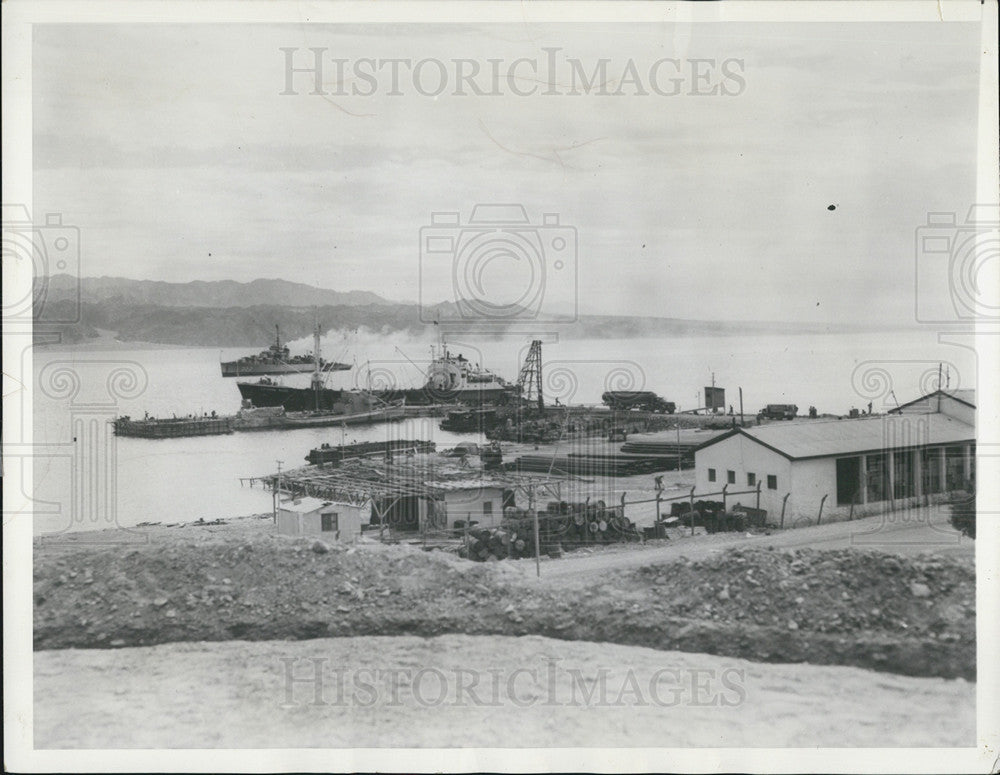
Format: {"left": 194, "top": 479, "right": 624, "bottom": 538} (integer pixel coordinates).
{"left": 220, "top": 325, "right": 351, "bottom": 377}
{"left": 238, "top": 335, "right": 519, "bottom": 411}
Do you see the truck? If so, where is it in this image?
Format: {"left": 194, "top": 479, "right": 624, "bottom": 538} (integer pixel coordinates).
{"left": 602, "top": 390, "right": 676, "bottom": 414}
{"left": 759, "top": 404, "right": 798, "bottom": 420}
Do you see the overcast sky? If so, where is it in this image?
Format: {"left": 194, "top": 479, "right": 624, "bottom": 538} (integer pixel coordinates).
{"left": 33, "top": 22, "right": 980, "bottom": 324}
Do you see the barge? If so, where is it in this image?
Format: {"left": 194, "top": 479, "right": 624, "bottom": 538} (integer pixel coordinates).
{"left": 112, "top": 415, "right": 233, "bottom": 438}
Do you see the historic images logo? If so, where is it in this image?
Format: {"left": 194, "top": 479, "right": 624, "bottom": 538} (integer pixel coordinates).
{"left": 280, "top": 48, "right": 746, "bottom": 98}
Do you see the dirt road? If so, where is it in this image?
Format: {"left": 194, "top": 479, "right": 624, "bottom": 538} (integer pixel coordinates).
{"left": 34, "top": 634, "right": 975, "bottom": 749}
{"left": 535, "top": 507, "right": 971, "bottom": 581}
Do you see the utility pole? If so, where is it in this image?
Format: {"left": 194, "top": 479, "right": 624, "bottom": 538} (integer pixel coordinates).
{"left": 273, "top": 460, "right": 283, "bottom": 523}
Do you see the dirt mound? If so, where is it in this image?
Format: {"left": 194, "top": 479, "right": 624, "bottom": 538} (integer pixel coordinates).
{"left": 33, "top": 537, "right": 974, "bottom": 679}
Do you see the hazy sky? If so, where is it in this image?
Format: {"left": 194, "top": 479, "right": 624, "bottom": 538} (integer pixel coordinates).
{"left": 33, "top": 22, "right": 981, "bottom": 324}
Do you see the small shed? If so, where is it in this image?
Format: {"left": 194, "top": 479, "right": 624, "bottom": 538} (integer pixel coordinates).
{"left": 276, "top": 497, "right": 363, "bottom": 541}
{"left": 433, "top": 483, "right": 511, "bottom": 530}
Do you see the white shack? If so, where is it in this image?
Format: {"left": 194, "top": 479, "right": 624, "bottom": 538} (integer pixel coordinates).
{"left": 426, "top": 481, "right": 508, "bottom": 530}
{"left": 276, "top": 496, "right": 363, "bottom": 541}
{"left": 694, "top": 411, "right": 975, "bottom": 525}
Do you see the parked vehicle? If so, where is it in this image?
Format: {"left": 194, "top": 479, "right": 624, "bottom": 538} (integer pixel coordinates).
{"left": 602, "top": 390, "right": 676, "bottom": 414}
{"left": 758, "top": 404, "right": 798, "bottom": 420}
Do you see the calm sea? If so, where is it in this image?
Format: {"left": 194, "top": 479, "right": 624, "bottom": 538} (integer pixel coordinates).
{"left": 30, "top": 329, "right": 975, "bottom": 535}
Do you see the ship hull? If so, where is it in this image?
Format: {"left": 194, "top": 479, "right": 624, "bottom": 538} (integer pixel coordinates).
{"left": 112, "top": 417, "right": 233, "bottom": 438}
{"left": 238, "top": 381, "right": 515, "bottom": 411}
{"left": 221, "top": 361, "right": 350, "bottom": 378}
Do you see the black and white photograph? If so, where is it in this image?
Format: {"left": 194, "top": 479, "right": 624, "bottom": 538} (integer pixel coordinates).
{"left": 3, "top": 0, "right": 998, "bottom": 771}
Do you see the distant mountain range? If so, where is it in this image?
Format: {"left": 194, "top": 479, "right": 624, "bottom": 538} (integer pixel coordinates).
{"left": 33, "top": 275, "right": 879, "bottom": 346}
{"left": 42, "top": 274, "right": 392, "bottom": 308}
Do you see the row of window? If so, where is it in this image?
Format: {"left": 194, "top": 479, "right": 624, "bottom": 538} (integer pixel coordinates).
{"left": 834, "top": 445, "right": 973, "bottom": 506}
{"left": 707, "top": 468, "right": 777, "bottom": 490}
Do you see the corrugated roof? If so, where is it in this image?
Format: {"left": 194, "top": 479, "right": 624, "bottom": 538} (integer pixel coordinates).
{"left": 426, "top": 479, "right": 507, "bottom": 493}
{"left": 279, "top": 497, "right": 344, "bottom": 513}
{"left": 699, "top": 414, "right": 974, "bottom": 461}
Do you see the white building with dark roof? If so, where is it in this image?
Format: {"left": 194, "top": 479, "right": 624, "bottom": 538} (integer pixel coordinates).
{"left": 694, "top": 405, "right": 975, "bottom": 525}
{"left": 276, "top": 497, "right": 364, "bottom": 541}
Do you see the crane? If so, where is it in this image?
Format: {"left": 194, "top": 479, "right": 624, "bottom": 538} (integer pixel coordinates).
{"left": 517, "top": 340, "right": 544, "bottom": 412}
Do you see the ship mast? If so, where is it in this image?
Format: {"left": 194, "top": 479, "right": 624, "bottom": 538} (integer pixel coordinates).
{"left": 311, "top": 318, "right": 322, "bottom": 409}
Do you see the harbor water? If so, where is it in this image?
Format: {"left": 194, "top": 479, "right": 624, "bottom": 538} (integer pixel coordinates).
{"left": 29, "top": 329, "right": 976, "bottom": 535}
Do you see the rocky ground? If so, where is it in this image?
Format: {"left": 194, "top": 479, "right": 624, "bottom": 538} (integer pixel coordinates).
{"left": 34, "top": 521, "right": 975, "bottom": 679}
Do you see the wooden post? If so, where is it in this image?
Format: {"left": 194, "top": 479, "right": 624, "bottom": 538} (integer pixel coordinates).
{"left": 817, "top": 494, "right": 828, "bottom": 525}
{"left": 689, "top": 486, "right": 696, "bottom": 536}
{"left": 755, "top": 481, "right": 761, "bottom": 513}
{"left": 722, "top": 484, "right": 728, "bottom": 513}
{"left": 655, "top": 493, "right": 662, "bottom": 525}
{"left": 780, "top": 492, "right": 790, "bottom": 528}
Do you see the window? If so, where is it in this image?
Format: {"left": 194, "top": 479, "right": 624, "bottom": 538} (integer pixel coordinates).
{"left": 321, "top": 512, "right": 339, "bottom": 533}
{"left": 708, "top": 468, "right": 716, "bottom": 482}
{"left": 866, "top": 453, "right": 889, "bottom": 502}
{"left": 921, "top": 448, "right": 942, "bottom": 495}
{"left": 945, "top": 446, "right": 965, "bottom": 491}
{"left": 836, "top": 456, "right": 861, "bottom": 506}
{"left": 482, "top": 501, "right": 493, "bottom": 515}
{"left": 727, "top": 470, "right": 736, "bottom": 484}
{"left": 747, "top": 473, "right": 756, "bottom": 487}
{"left": 893, "top": 450, "right": 915, "bottom": 499}
{"left": 767, "top": 475, "right": 777, "bottom": 490}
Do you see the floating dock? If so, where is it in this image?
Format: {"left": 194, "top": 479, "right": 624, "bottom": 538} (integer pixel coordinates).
{"left": 111, "top": 405, "right": 448, "bottom": 440}
{"left": 112, "top": 416, "right": 233, "bottom": 438}
{"left": 306, "top": 439, "right": 437, "bottom": 465}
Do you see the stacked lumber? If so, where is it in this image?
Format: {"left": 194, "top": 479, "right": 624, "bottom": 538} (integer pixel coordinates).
{"left": 506, "top": 453, "right": 671, "bottom": 477}
{"left": 618, "top": 439, "right": 699, "bottom": 468}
